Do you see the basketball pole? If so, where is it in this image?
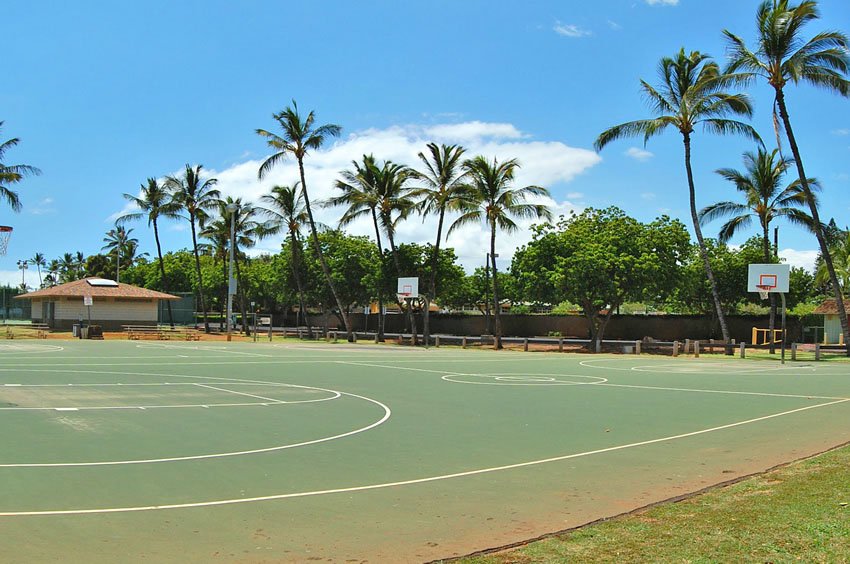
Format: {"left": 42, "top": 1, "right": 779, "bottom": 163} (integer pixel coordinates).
{"left": 780, "top": 292, "right": 786, "bottom": 365}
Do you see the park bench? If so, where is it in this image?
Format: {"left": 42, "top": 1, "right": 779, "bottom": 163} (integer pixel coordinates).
{"left": 3, "top": 323, "right": 50, "bottom": 339}
{"left": 124, "top": 325, "right": 201, "bottom": 341}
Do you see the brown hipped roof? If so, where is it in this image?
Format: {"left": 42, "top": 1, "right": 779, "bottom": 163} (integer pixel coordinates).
{"left": 14, "top": 278, "right": 179, "bottom": 300}
{"left": 813, "top": 298, "right": 850, "bottom": 315}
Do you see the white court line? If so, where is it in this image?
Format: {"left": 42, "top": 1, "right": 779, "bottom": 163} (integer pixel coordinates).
{"left": 2, "top": 398, "right": 846, "bottom": 516}
{"left": 595, "top": 382, "right": 850, "bottom": 402}
{"left": 192, "top": 383, "right": 288, "bottom": 404}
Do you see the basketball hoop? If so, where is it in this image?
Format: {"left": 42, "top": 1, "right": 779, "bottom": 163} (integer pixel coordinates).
{"left": 397, "top": 292, "right": 411, "bottom": 302}
{"left": 0, "top": 226, "right": 12, "bottom": 257}
{"left": 756, "top": 284, "right": 772, "bottom": 301}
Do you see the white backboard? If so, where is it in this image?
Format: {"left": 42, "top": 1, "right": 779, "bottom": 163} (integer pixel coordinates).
{"left": 397, "top": 277, "right": 419, "bottom": 298}
{"left": 747, "top": 263, "right": 790, "bottom": 293}
{"left": 83, "top": 295, "right": 93, "bottom": 306}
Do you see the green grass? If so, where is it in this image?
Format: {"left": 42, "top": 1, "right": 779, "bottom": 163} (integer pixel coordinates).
{"left": 456, "top": 444, "right": 850, "bottom": 563}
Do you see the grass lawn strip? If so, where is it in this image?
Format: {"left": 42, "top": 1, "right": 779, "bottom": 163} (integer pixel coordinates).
{"left": 454, "top": 442, "right": 850, "bottom": 563}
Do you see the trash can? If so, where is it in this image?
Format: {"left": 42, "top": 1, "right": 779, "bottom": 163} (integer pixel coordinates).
{"left": 80, "top": 327, "right": 89, "bottom": 339}
{"left": 72, "top": 324, "right": 80, "bottom": 338}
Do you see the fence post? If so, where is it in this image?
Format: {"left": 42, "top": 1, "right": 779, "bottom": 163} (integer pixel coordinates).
{"left": 523, "top": 338, "right": 529, "bottom": 352}
{"left": 815, "top": 343, "right": 821, "bottom": 361}
{"left": 673, "top": 341, "right": 679, "bottom": 357}
{"left": 374, "top": 333, "right": 379, "bottom": 344}
{"left": 635, "top": 340, "right": 641, "bottom": 355}
{"left": 694, "top": 340, "right": 700, "bottom": 358}
{"left": 435, "top": 335, "right": 440, "bottom": 348}
{"left": 791, "top": 342, "right": 797, "bottom": 361}
{"left": 297, "top": 327, "right": 303, "bottom": 339}
{"left": 462, "top": 336, "right": 467, "bottom": 349}
{"left": 558, "top": 338, "right": 564, "bottom": 352}
{"left": 685, "top": 339, "right": 690, "bottom": 355}
{"left": 739, "top": 342, "right": 745, "bottom": 358}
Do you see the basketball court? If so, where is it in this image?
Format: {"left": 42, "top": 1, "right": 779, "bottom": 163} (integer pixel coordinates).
{"left": 1, "top": 340, "right": 849, "bottom": 562}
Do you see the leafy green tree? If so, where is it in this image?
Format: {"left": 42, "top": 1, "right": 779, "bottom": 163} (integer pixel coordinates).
{"left": 595, "top": 48, "right": 760, "bottom": 346}
{"left": 256, "top": 101, "right": 353, "bottom": 339}
{"left": 512, "top": 207, "right": 689, "bottom": 349}
{"left": 452, "top": 156, "right": 551, "bottom": 348}
{"left": 0, "top": 121, "right": 41, "bottom": 213}
{"left": 120, "top": 178, "right": 183, "bottom": 326}
{"left": 815, "top": 230, "right": 850, "bottom": 294}
{"left": 166, "top": 164, "right": 220, "bottom": 332}
{"left": 410, "top": 143, "right": 470, "bottom": 345}
{"left": 725, "top": 0, "right": 850, "bottom": 352}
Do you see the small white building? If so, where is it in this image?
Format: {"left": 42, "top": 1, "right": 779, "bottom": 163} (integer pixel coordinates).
{"left": 813, "top": 298, "right": 849, "bottom": 345}
{"left": 15, "top": 278, "right": 179, "bottom": 331}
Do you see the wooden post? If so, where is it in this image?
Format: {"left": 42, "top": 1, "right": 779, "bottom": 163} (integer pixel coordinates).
{"left": 791, "top": 342, "right": 797, "bottom": 361}
{"left": 523, "top": 338, "right": 529, "bottom": 352}
{"left": 462, "top": 336, "right": 467, "bottom": 349}
{"left": 635, "top": 340, "right": 641, "bottom": 355}
{"left": 815, "top": 343, "right": 821, "bottom": 361}
{"left": 374, "top": 333, "right": 379, "bottom": 344}
{"left": 435, "top": 335, "right": 440, "bottom": 348}
{"left": 694, "top": 340, "right": 700, "bottom": 358}
{"left": 558, "top": 338, "right": 564, "bottom": 352}
{"left": 685, "top": 339, "right": 691, "bottom": 355}
{"left": 739, "top": 342, "right": 745, "bottom": 358}
{"left": 673, "top": 341, "right": 679, "bottom": 357}
{"left": 751, "top": 327, "right": 758, "bottom": 346}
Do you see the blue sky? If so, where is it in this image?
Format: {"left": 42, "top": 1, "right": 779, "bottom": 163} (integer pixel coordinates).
{"left": 3, "top": 0, "right": 849, "bottom": 288}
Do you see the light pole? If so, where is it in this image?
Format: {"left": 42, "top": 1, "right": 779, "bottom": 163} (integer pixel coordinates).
{"left": 17, "top": 260, "right": 28, "bottom": 292}
{"left": 226, "top": 202, "right": 238, "bottom": 342}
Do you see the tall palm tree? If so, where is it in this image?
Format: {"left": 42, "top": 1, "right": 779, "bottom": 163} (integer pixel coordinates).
{"left": 410, "top": 143, "right": 470, "bottom": 347}
{"left": 58, "top": 253, "right": 77, "bottom": 283}
{"left": 374, "top": 160, "right": 418, "bottom": 337}
{"left": 451, "top": 156, "right": 552, "bottom": 349}
{"left": 256, "top": 101, "right": 353, "bottom": 339}
{"left": 327, "top": 155, "right": 387, "bottom": 338}
{"left": 199, "top": 218, "right": 230, "bottom": 331}
{"left": 258, "top": 183, "right": 312, "bottom": 330}
{"left": 29, "top": 252, "right": 46, "bottom": 287}
{"left": 699, "top": 147, "right": 816, "bottom": 351}
{"left": 120, "top": 178, "right": 183, "bottom": 326}
{"left": 166, "top": 164, "right": 220, "bottom": 333}
{"left": 725, "top": 0, "right": 850, "bottom": 353}
{"left": 595, "top": 48, "right": 761, "bottom": 346}
{"left": 74, "top": 252, "right": 85, "bottom": 279}
{"left": 0, "top": 121, "right": 41, "bottom": 213}
{"left": 102, "top": 223, "right": 138, "bottom": 283}
{"left": 46, "top": 259, "right": 60, "bottom": 286}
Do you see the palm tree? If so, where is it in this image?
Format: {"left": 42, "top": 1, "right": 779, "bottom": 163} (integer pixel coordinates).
{"left": 74, "top": 252, "right": 85, "bottom": 279}
{"left": 120, "top": 178, "right": 183, "bottom": 326}
{"left": 258, "top": 183, "right": 312, "bottom": 331}
{"left": 725, "top": 0, "right": 850, "bottom": 353}
{"left": 256, "top": 101, "right": 353, "bottom": 339}
{"left": 699, "top": 147, "right": 816, "bottom": 351}
{"left": 327, "top": 155, "right": 388, "bottom": 339}
{"left": 0, "top": 121, "right": 41, "bottom": 213}
{"left": 58, "top": 253, "right": 77, "bottom": 283}
{"left": 166, "top": 164, "right": 220, "bottom": 333}
{"left": 410, "top": 143, "right": 470, "bottom": 347}
{"left": 815, "top": 230, "right": 850, "bottom": 292}
{"left": 199, "top": 218, "right": 230, "bottom": 331}
{"left": 451, "top": 156, "right": 552, "bottom": 349}
{"left": 595, "top": 48, "right": 761, "bottom": 347}
{"left": 102, "top": 223, "right": 138, "bottom": 283}
{"left": 46, "top": 259, "right": 60, "bottom": 286}
{"left": 29, "top": 253, "right": 46, "bottom": 287}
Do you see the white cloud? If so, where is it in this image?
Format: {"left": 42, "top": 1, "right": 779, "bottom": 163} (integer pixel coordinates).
{"left": 565, "top": 192, "right": 584, "bottom": 200}
{"left": 779, "top": 248, "right": 818, "bottom": 272}
{"left": 553, "top": 22, "right": 592, "bottom": 37}
{"left": 625, "top": 147, "right": 654, "bottom": 161}
{"left": 646, "top": 0, "right": 679, "bottom": 5}
{"left": 641, "top": 192, "right": 656, "bottom": 200}
{"left": 831, "top": 129, "right": 850, "bottom": 136}
{"left": 29, "top": 197, "right": 56, "bottom": 216}
{"left": 196, "top": 120, "right": 600, "bottom": 271}
{"left": 607, "top": 20, "right": 623, "bottom": 30}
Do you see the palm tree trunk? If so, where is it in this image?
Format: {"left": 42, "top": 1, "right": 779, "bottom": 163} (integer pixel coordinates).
{"left": 490, "top": 220, "right": 502, "bottom": 350}
{"left": 775, "top": 88, "right": 850, "bottom": 355}
{"left": 683, "top": 133, "right": 731, "bottom": 347}
{"left": 423, "top": 209, "right": 446, "bottom": 348}
{"left": 761, "top": 224, "right": 777, "bottom": 354}
{"left": 289, "top": 232, "right": 311, "bottom": 338}
{"left": 189, "top": 215, "right": 210, "bottom": 333}
{"left": 297, "top": 159, "right": 352, "bottom": 340}
{"left": 370, "top": 209, "right": 385, "bottom": 341}
{"left": 153, "top": 220, "right": 174, "bottom": 328}
{"left": 234, "top": 249, "right": 249, "bottom": 336}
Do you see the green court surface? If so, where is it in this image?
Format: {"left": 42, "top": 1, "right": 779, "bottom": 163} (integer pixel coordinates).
{"left": 1, "top": 341, "right": 849, "bottom": 563}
